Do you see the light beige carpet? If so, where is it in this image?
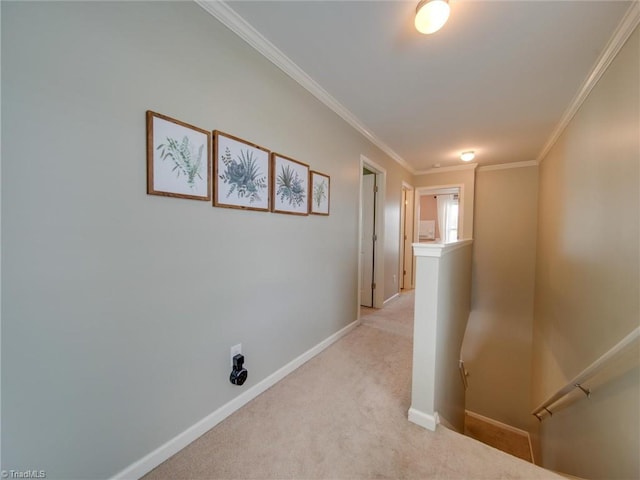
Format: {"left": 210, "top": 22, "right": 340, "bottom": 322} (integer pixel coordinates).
{"left": 144, "top": 292, "right": 562, "bottom": 479}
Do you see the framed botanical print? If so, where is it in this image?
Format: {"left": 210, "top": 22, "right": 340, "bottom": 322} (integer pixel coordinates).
{"left": 271, "top": 153, "right": 309, "bottom": 215}
{"left": 214, "top": 131, "right": 270, "bottom": 211}
{"left": 146, "top": 111, "right": 211, "bottom": 201}
{"left": 309, "top": 171, "right": 330, "bottom": 215}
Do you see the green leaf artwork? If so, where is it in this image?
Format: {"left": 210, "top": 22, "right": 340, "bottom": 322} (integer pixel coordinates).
{"left": 313, "top": 179, "right": 327, "bottom": 208}
{"left": 156, "top": 136, "right": 204, "bottom": 189}
{"left": 276, "top": 164, "right": 306, "bottom": 207}
{"left": 219, "top": 147, "right": 267, "bottom": 203}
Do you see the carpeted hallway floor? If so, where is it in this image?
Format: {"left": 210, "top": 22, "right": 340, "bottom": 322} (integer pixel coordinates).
{"left": 144, "top": 292, "right": 562, "bottom": 479}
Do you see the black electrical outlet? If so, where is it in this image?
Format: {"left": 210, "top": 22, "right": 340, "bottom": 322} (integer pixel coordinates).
{"left": 230, "top": 353, "right": 248, "bottom": 386}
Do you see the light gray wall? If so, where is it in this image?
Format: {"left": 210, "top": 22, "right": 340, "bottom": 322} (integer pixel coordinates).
{"left": 410, "top": 242, "right": 472, "bottom": 432}
{"left": 461, "top": 166, "right": 538, "bottom": 431}
{"left": 410, "top": 255, "right": 440, "bottom": 419}
{"left": 383, "top": 166, "right": 407, "bottom": 301}
{"left": 1, "top": 2, "right": 411, "bottom": 478}
{"left": 434, "top": 243, "right": 473, "bottom": 432}
{"left": 531, "top": 26, "right": 639, "bottom": 478}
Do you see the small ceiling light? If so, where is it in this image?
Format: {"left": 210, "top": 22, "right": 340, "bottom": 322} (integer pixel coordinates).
{"left": 460, "top": 151, "right": 475, "bottom": 162}
{"left": 415, "top": 0, "right": 450, "bottom": 35}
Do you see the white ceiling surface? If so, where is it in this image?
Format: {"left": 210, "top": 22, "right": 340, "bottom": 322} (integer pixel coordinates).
{"left": 224, "top": 1, "right": 633, "bottom": 172}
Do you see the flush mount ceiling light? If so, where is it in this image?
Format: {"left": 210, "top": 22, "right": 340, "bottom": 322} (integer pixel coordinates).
{"left": 460, "top": 151, "right": 475, "bottom": 162}
{"left": 415, "top": 0, "right": 450, "bottom": 35}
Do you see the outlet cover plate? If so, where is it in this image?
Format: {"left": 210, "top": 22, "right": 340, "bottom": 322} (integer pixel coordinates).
{"left": 230, "top": 344, "right": 242, "bottom": 367}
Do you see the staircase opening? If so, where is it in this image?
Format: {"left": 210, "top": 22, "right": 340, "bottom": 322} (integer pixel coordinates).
{"left": 464, "top": 411, "right": 534, "bottom": 463}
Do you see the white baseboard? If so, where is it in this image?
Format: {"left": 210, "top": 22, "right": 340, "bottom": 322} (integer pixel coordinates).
{"left": 111, "top": 319, "right": 361, "bottom": 480}
{"left": 408, "top": 407, "right": 440, "bottom": 431}
{"left": 464, "top": 410, "right": 529, "bottom": 436}
{"left": 464, "top": 410, "right": 534, "bottom": 463}
{"left": 383, "top": 292, "right": 400, "bottom": 305}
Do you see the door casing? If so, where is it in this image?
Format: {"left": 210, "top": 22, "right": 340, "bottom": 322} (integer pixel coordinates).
{"left": 400, "top": 182, "right": 415, "bottom": 290}
{"left": 358, "top": 155, "right": 386, "bottom": 313}
{"left": 360, "top": 172, "right": 376, "bottom": 307}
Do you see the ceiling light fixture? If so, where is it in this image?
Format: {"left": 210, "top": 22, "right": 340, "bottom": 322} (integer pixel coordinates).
{"left": 460, "top": 151, "right": 475, "bottom": 162}
{"left": 415, "top": 0, "right": 450, "bottom": 35}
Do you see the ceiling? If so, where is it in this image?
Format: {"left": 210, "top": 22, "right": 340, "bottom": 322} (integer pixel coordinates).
{"left": 209, "top": 1, "right": 634, "bottom": 173}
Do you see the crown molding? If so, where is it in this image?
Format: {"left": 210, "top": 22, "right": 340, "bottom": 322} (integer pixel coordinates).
{"left": 536, "top": 1, "right": 640, "bottom": 164}
{"left": 195, "top": 0, "right": 415, "bottom": 174}
{"left": 414, "top": 163, "right": 478, "bottom": 176}
{"left": 477, "top": 160, "right": 538, "bottom": 172}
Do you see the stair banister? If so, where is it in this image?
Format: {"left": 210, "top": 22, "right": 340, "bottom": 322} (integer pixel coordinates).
{"left": 531, "top": 326, "right": 640, "bottom": 420}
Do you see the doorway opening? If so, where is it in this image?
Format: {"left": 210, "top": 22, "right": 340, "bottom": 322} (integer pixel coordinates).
{"left": 415, "top": 185, "right": 463, "bottom": 244}
{"left": 358, "top": 156, "right": 386, "bottom": 311}
{"left": 400, "top": 183, "right": 415, "bottom": 291}
{"left": 361, "top": 168, "right": 376, "bottom": 308}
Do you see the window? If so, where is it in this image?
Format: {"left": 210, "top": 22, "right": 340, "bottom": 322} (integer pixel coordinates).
{"left": 445, "top": 196, "right": 459, "bottom": 242}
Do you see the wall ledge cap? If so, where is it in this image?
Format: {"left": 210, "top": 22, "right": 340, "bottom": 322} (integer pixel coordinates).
{"left": 412, "top": 239, "right": 473, "bottom": 258}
